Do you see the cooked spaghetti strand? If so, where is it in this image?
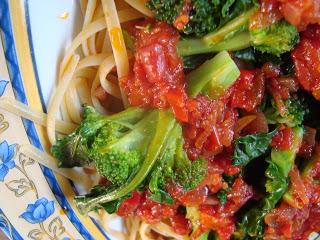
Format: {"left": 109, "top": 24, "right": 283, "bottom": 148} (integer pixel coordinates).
{"left": 47, "top": 54, "right": 80, "bottom": 144}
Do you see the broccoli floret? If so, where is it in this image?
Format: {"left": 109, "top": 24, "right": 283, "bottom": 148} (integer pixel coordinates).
{"left": 149, "top": 123, "right": 208, "bottom": 204}
{"left": 146, "top": 0, "right": 184, "bottom": 26}
{"left": 178, "top": 8, "right": 299, "bottom": 57}
{"left": 250, "top": 20, "right": 299, "bottom": 56}
{"left": 72, "top": 109, "right": 178, "bottom": 215}
{"left": 264, "top": 96, "right": 308, "bottom": 127}
{"left": 52, "top": 106, "right": 119, "bottom": 168}
{"left": 146, "top": 0, "right": 257, "bottom": 37}
{"left": 52, "top": 106, "right": 147, "bottom": 168}
{"left": 174, "top": 135, "right": 207, "bottom": 190}
{"left": 53, "top": 107, "right": 208, "bottom": 214}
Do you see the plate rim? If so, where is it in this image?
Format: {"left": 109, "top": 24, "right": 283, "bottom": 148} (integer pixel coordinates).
{"left": 0, "top": 0, "right": 110, "bottom": 239}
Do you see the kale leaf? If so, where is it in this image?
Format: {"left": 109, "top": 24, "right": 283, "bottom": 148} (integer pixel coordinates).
{"left": 233, "top": 130, "right": 277, "bottom": 167}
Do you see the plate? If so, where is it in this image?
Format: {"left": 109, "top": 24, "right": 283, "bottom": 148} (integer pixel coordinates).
{"left": 0, "top": 1, "right": 319, "bottom": 240}
{"left": 0, "top": 0, "right": 113, "bottom": 239}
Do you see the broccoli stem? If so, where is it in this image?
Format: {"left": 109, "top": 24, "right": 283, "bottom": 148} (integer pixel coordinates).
{"left": 203, "top": 7, "right": 257, "bottom": 44}
{"left": 177, "top": 32, "right": 251, "bottom": 56}
{"left": 75, "top": 110, "right": 176, "bottom": 215}
{"left": 177, "top": 7, "right": 257, "bottom": 57}
{"left": 107, "top": 107, "right": 148, "bottom": 126}
{"left": 186, "top": 50, "right": 240, "bottom": 99}
{"left": 270, "top": 127, "right": 304, "bottom": 177}
{"left": 283, "top": 138, "right": 318, "bottom": 208}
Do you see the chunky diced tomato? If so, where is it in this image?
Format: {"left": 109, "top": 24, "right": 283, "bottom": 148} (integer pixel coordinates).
{"left": 136, "top": 193, "right": 177, "bottom": 223}
{"left": 184, "top": 95, "right": 237, "bottom": 159}
{"left": 271, "top": 127, "right": 294, "bottom": 151}
{"left": 224, "top": 177, "right": 253, "bottom": 215}
{"left": 279, "top": 0, "right": 320, "bottom": 30}
{"left": 292, "top": 24, "right": 320, "bottom": 100}
{"left": 265, "top": 202, "right": 320, "bottom": 240}
{"left": 299, "top": 126, "right": 316, "bottom": 158}
{"left": 230, "top": 69, "right": 265, "bottom": 112}
{"left": 249, "top": 0, "right": 282, "bottom": 29}
{"left": 200, "top": 213, "right": 235, "bottom": 240}
{"left": 122, "top": 21, "right": 184, "bottom": 109}
{"left": 170, "top": 213, "right": 192, "bottom": 235}
{"left": 117, "top": 191, "right": 142, "bottom": 217}
{"left": 166, "top": 182, "right": 209, "bottom": 206}
{"left": 166, "top": 88, "right": 189, "bottom": 122}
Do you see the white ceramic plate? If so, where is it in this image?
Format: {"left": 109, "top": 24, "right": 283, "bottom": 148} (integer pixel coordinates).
{"left": 0, "top": 1, "right": 319, "bottom": 240}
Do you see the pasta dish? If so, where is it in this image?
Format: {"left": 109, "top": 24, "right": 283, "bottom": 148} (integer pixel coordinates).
{"left": 1, "top": 0, "right": 320, "bottom": 239}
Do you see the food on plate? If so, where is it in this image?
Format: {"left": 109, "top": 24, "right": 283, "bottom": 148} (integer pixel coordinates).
{"left": 3, "top": 0, "right": 320, "bottom": 239}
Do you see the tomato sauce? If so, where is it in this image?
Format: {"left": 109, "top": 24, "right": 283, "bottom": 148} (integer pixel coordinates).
{"left": 256, "top": 0, "right": 320, "bottom": 31}
{"left": 265, "top": 144, "right": 320, "bottom": 239}
{"left": 292, "top": 24, "right": 320, "bottom": 100}
{"left": 278, "top": 0, "right": 320, "bottom": 30}
{"left": 122, "top": 21, "right": 184, "bottom": 109}
{"left": 230, "top": 69, "right": 265, "bottom": 112}
{"left": 265, "top": 202, "right": 320, "bottom": 240}
{"left": 271, "top": 127, "right": 294, "bottom": 151}
{"left": 136, "top": 192, "right": 178, "bottom": 223}
{"left": 118, "top": 18, "right": 320, "bottom": 239}
{"left": 184, "top": 96, "right": 237, "bottom": 159}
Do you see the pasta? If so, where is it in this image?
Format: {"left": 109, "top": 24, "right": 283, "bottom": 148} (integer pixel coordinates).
{"left": 3, "top": 0, "right": 320, "bottom": 239}
{"left": 18, "top": 144, "right": 91, "bottom": 189}
{"left": 0, "top": 1, "right": 179, "bottom": 238}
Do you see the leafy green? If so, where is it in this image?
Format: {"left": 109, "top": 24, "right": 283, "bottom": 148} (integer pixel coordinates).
{"left": 146, "top": 0, "right": 257, "bottom": 37}
{"left": 217, "top": 189, "right": 229, "bottom": 205}
{"left": 236, "top": 127, "right": 303, "bottom": 238}
{"left": 52, "top": 106, "right": 107, "bottom": 167}
{"left": 233, "top": 130, "right": 277, "bottom": 167}
{"left": 265, "top": 96, "right": 308, "bottom": 128}
{"left": 187, "top": 51, "right": 240, "bottom": 99}
{"left": 174, "top": 139, "right": 207, "bottom": 190}
{"left": 148, "top": 123, "right": 207, "bottom": 203}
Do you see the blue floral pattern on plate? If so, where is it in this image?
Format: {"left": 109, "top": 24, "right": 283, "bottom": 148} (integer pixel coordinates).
{"left": 20, "top": 198, "right": 55, "bottom": 224}
{"left": 0, "top": 141, "right": 16, "bottom": 181}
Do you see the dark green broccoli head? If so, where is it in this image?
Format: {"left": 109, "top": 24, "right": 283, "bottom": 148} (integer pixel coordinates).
{"left": 250, "top": 20, "right": 299, "bottom": 56}
{"left": 52, "top": 133, "right": 91, "bottom": 168}
{"left": 146, "top": 0, "right": 184, "bottom": 25}
{"left": 52, "top": 106, "right": 110, "bottom": 168}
